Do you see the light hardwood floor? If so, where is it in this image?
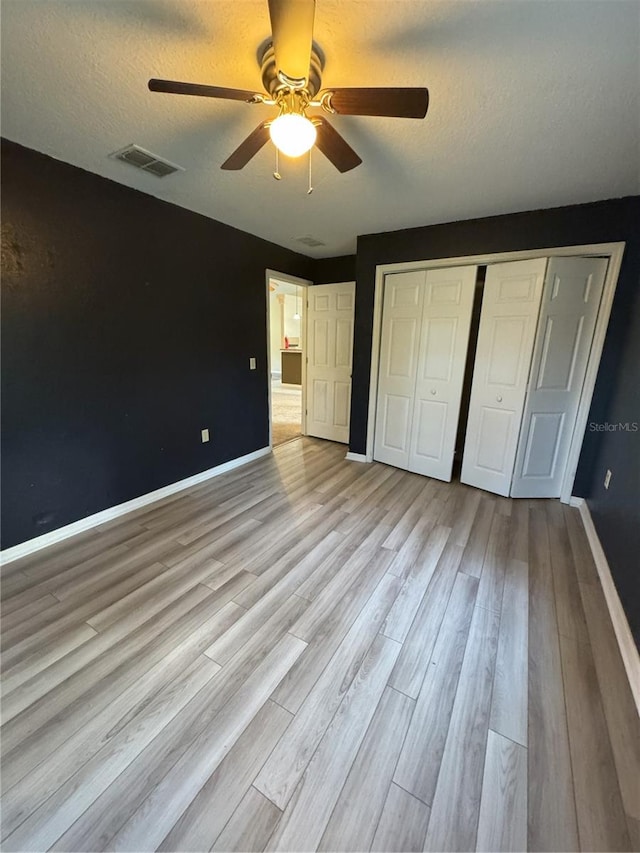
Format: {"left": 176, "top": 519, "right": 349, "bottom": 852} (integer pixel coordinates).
{"left": 1, "top": 437, "right": 638, "bottom": 852}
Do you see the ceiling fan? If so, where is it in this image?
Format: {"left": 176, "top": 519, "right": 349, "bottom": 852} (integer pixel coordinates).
{"left": 148, "top": 0, "right": 429, "bottom": 174}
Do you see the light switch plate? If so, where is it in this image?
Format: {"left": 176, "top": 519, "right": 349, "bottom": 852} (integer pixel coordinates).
{"left": 249, "top": 357, "right": 257, "bottom": 370}
{"left": 201, "top": 428, "right": 210, "bottom": 443}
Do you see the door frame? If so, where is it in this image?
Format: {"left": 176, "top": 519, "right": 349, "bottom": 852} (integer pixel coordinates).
{"left": 265, "top": 269, "right": 313, "bottom": 449}
{"left": 365, "top": 242, "right": 626, "bottom": 503}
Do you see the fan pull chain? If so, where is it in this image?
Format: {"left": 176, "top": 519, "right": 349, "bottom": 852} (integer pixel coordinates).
{"left": 273, "top": 147, "right": 281, "bottom": 181}
{"left": 307, "top": 148, "right": 314, "bottom": 194}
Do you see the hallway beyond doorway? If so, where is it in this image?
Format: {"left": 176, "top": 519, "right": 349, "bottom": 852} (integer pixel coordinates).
{"left": 271, "top": 379, "right": 302, "bottom": 446}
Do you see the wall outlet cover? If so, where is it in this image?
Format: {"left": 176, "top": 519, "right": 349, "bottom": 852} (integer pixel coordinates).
{"left": 604, "top": 469, "right": 612, "bottom": 489}
{"left": 201, "top": 428, "right": 210, "bottom": 443}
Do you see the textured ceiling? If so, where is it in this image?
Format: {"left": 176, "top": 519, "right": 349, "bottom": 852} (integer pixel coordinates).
{"left": 2, "top": 0, "right": 639, "bottom": 258}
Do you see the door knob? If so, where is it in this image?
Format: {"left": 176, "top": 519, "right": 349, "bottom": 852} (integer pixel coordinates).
{"left": 496, "top": 395, "right": 503, "bottom": 402}
{"left": 431, "top": 389, "right": 437, "bottom": 395}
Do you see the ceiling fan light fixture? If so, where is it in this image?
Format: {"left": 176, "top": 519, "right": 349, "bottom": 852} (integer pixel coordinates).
{"left": 269, "top": 112, "right": 316, "bottom": 158}
{"left": 150, "top": 0, "right": 430, "bottom": 174}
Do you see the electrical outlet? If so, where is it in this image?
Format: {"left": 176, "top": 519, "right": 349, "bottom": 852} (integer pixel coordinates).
{"left": 201, "top": 428, "right": 210, "bottom": 443}
{"left": 604, "top": 469, "right": 612, "bottom": 489}
{"left": 249, "top": 357, "right": 257, "bottom": 370}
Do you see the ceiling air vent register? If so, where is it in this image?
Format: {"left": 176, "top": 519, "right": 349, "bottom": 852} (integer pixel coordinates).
{"left": 110, "top": 144, "right": 184, "bottom": 178}
{"left": 296, "top": 235, "right": 325, "bottom": 248}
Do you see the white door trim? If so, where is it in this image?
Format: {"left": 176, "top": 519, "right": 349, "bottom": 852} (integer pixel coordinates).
{"left": 366, "top": 242, "right": 625, "bottom": 503}
{"left": 265, "top": 269, "right": 313, "bottom": 448}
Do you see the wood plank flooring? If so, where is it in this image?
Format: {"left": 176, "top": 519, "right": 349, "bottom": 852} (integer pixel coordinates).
{"left": 1, "top": 437, "right": 637, "bottom": 852}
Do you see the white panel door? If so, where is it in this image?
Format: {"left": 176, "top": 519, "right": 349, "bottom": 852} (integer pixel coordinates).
{"left": 306, "top": 282, "right": 355, "bottom": 443}
{"left": 374, "top": 270, "right": 426, "bottom": 469}
{"left": 461, "top": 258, "right": 547, "bottom": 496}
{"left": 511, "top": 257, "right": 608, "bottom": 497}
{"left": 408, "top": 266, "right": 477, "bottom": 480}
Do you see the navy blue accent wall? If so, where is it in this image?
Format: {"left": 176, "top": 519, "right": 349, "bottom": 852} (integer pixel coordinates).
{"left": 349, "top": 197, "right": 640, "bottom": 644}
{"left": 313, "top": 254, "right": 356, "bottom": 284}
{"left": 1, "top": 139, "right": 314, "bottom": 549}
{"left": 584, "top": 283, "right": 640, "bottom": 647}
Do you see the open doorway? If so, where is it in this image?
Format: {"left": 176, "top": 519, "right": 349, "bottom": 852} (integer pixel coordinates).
{"left": 268, "top": 275, "right": 308, "bottom": 447}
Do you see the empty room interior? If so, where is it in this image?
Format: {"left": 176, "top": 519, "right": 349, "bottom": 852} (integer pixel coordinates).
{"left": 1, "top": 1, "right": 639, "bottom": 851}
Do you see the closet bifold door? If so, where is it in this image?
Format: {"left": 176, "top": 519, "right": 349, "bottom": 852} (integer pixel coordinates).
{"left": 374, "top": 265, "right": 477, "bottom": 481}
{"left": 510, "top": 256, "right": 608, "bottom": 498}
{"left": 460, "top": 258, "right": 547, "bottom": 496}
{"left": 374, "top": 270, "right": 426, "bottom": 471}
{"left": 408, "top": 266, "right": 478, "bottom": 479}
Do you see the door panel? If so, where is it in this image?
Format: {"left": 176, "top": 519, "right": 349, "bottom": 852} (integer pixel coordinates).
{"left": 392, "top": 280, "right": 422, "bottom": 308}
{"left": 374, "top": 271, "right": 426, "bottom": 468}
{"left": 383, "top": 395, "right": 413, "bottom": 451}
{"left": 475, "top": 407, "right": 513, "bottom": 472}
{"left": 408, "top": 266, "right": 477, "bottom": 480}
{"left": 335, "top": 320, "right": 353, "bottom": 368}
{"left": 374, "top": 266, "right": 477, "bottom": 480}
{"left": 388, "top": 318, "right": 420, "bottom": 377}
{"left": 461, "top": 258, "right": 547, "bottom": 496}
{"left": 536, "top": 315, "right": 585, "bottom": 389}
{"left": 422, "top": 318, "right": 457, "bottom": 382}
{"left": 306, "top": 282, "right": 355, "bottom": 444}
{"left": 312, "top": 319, "right": 330, "bottom": 366}
{"left": 486, "top": 317, "right": 531, "bottom": 386}
{"left": 311, "top": 379, "right": 328, "bottom": 424}
{"left": 334, "top": 381, "right": 351, "bottom": 428}
{"left": 414, "top": 399, "right": 447, "bottom": 459}
{"left": 519, "top": 412, "right": 565, "bottom": 477}
{"left": 511, "top": 257, "right": 607, "bottom": 497}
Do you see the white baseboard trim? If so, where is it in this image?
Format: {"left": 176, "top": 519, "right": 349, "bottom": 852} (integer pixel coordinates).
{"left": 1, "top": 447, "right": 271, "bottom": 566}
{"left": 345, "top": 452, "right": 370, "bottom": 463}
{"left": 569, "top": 495, "right": 584, "bottom": 508}
{"left": 576, "top": 497, "right": 640, "bottom": 715}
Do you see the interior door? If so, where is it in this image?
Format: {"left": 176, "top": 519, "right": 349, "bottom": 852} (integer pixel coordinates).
{"left": 408, "top": 266, "right": 477, "bottom": 480}
{"left": 306, "top": 282, "right": 355, "bottom": 443}
{"left": 510, "top": 256, "right": 608, "bottom": 497}
{"left": 460, "top": 258, "right": 547, "bottom": 496}
{"left": 374, "top": 270, "right": 426, "bottom": 469}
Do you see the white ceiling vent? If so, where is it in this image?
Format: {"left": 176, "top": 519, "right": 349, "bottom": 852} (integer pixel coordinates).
{"left": 296, "top": 235, "right": 326, "bottom": 248}
{"left": 110, "top": 144, "right": 184, "bottom": 178}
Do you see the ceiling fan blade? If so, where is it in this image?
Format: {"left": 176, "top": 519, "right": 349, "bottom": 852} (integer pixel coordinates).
{"left": 221, "top": 122, "right": 271, "bottom": 170}
{"left": 268, "top": 0, "right": 315, "bottom": 82}
{"left": 324, "top": 87, "right": 429, "bottom": 119}
{"left": 149, "top": 79, "right": 261, "bottom": 102}
{"left": 314, "top": 118, "right": 362, "bottom": 173}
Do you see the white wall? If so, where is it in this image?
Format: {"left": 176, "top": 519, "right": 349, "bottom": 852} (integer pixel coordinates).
{"left": 284, "top": 290, "right": 302, "bottom": 346}
{"left": 269, "top": 281, "right": 304, "bottom": 377}
{"left": 269, "top": 290, "right": 282, "bottom": 375}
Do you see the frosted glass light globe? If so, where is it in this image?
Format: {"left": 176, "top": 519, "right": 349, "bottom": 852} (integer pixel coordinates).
{"left": 270, "top": 114, "right": 317, "bottom": 158}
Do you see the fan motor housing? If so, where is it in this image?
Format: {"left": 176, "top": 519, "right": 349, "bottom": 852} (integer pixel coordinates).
{"left": 259, "top": 41, "right": 324, "bottom": 98}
